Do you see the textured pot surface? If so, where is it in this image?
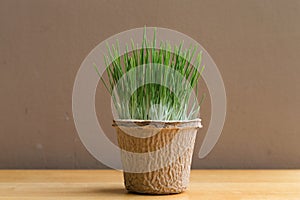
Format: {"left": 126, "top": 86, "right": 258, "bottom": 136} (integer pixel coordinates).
{"left": 113, "top": 119, "right": 202, "bottom": 194}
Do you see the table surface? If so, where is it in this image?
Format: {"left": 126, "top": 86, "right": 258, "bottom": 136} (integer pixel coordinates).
{"left": 0, "top": 170, "right": 300, "bottom": 200}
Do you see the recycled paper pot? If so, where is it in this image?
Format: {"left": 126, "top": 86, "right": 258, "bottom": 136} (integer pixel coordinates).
{"left": 113, "top": 119, "right": 202, "bottom": 194}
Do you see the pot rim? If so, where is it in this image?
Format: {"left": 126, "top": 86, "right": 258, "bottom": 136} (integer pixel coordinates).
{"left": 113, "top": 118, "right": 201, "bottom": 123}
{"left": 112, "top": 118, "right": 202, "bottom": 128}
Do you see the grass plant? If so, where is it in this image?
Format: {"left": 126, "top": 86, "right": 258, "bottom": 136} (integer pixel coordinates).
{"left": 95, "top": 28, "right": 205, "bottom": 121}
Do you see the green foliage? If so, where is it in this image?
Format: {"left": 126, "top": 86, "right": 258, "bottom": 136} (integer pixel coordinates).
{"left": 95, "top": 28, "right": 205, "bottom": 120}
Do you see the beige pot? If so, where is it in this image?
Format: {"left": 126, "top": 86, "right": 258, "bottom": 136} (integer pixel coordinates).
{"left": 113, "top": 119, "right": 202, "bottom": 194}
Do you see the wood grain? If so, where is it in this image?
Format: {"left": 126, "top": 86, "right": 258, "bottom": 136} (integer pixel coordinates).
{"left": 0, "top": 170, "right": 299, "bottom": 199}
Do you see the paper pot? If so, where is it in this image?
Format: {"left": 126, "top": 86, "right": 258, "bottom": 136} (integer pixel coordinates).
{"left": 113, "top": 119, "right": 202, "bottom": 194}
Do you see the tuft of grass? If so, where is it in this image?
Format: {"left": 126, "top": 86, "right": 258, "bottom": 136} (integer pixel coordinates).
{"left": 95, "top": 27, "right": 205, "bottom": 121}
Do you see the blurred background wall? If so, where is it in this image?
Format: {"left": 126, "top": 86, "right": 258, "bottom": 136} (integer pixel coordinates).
{"left": 0, "top": 0, "right": 300, "bottom": 169}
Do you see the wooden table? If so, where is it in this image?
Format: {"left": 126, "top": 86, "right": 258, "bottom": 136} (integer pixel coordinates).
{"left": 0, "top": 170, "right": 299, "bottom": 199}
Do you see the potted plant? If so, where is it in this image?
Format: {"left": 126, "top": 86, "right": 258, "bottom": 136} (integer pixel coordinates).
{"left": 95, "top": 28, "right": 205, "bottom": 194}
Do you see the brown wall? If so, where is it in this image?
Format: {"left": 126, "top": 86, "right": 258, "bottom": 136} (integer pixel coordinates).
{"left": 0, "top": 0, "right": 300, "bottom": 169}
